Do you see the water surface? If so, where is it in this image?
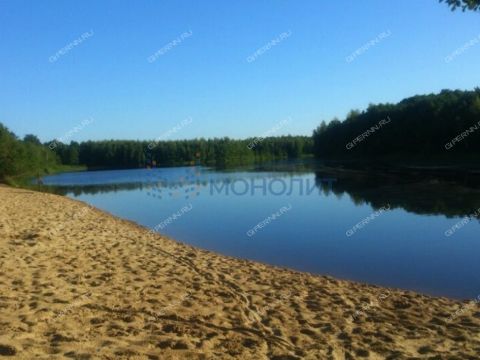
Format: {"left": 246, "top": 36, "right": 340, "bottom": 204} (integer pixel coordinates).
{"left": 42, "top": 163, "right": 480, "bottom": 299}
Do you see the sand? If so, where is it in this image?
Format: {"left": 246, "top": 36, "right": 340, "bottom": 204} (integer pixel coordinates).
{"left": 0, "top": 185, "right": 479, "bottom": 359}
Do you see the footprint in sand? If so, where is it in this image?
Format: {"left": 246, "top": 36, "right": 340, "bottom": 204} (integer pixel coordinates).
{"left": 0, "top": 344, "right": 16, "bottom": 356}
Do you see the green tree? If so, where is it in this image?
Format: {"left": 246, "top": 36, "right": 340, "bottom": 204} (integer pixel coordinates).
{"left": 23, "top": 134, "right": 42, "bottom": 145}
{"left": 312, "top": 88, "right": 480, "bottom": 162}
{"left": 440, "top": 0, "right": 480, "bottom": 11}
{"left": 0, "top": 123, "right": 59, "bottom": 181}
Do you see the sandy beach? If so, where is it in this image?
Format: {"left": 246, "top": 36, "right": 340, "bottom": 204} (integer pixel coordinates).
{"left": 0, "top": 185, "right": 479, "bottom": 359}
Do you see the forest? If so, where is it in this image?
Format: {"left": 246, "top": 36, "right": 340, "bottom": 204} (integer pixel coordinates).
{"left": 53, "top": 136, "right": 313, "bottom": 169}
{"left": 0, "top": 124, "right": 312, "bottom": 181}
{"left": 313, "top": 88, "right": 480, "bottom": 163}
{"left": 0, "top": 123, "right": 60, "bottom": 182}
{"left": 2, "top": 88, "right": 480, "bottom": 182}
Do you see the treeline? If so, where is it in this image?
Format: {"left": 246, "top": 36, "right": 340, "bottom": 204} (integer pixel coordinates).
{"left": 0, "top": 124, "right": 60, "bottom": 181}
{"left": 54, "top": 136, "right": 313, "bottom": 168}
{"left": 313, "top": 88, "right": 480, "bottom": 162}
{"left": 0, "top": 121, "right": 313, "bottom": 180}
{"left": 5, "top": 88, "right": 479, "bottom": 181}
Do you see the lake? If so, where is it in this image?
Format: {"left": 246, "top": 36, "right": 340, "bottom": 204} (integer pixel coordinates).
{"left": 42, "top": 161, "right": 480, "bottom": 299}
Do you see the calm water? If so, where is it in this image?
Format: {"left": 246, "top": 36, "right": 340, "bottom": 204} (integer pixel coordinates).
{"left": 42, "top": 163, "right": 480, "bottom": 299}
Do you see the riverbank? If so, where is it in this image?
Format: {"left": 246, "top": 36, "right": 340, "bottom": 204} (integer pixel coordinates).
{"left": 0, "top": 186, "right": 479, "bottom": 359}
{"left": 3, "top": 164, "right": 87, "bottom": 189}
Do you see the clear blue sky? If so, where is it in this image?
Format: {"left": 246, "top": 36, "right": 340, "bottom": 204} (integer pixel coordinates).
{"left": 0, "top": 0, "right": 479, "bottom": 142}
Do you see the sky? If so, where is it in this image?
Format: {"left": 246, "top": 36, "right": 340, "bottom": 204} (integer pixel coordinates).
{"left": 0, "top": 0, "right": 479, "bottom": 142}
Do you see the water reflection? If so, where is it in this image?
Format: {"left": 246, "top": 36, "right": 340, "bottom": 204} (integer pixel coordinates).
{"left": 41, "top": 165, "right": 480, "bottom": 219}
{"left": 314, "top": 168, "right": 480, "bottom": 218}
